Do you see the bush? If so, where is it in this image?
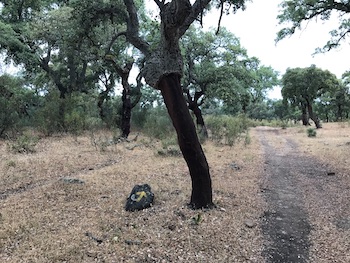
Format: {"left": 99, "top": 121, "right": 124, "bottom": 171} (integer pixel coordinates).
{"left": 205, "top": 114, "right": 251, "bottom": 146}
{"left": 35, "top": 92, "right": 64, "bottom": 135}
{"left": 0, "top": 96, "right": 20, "bottom": 137}
{"left": 307, "top": 128, "right": 317, "bottom": 137}
{"left": 64, "top": 109, "right": 86, "bottom": 135}
{"left": 143, "top": 107, "right": 175, "bottom": 139}
{"left": 9, "top": 133, "right": 39, "bottom": 154}
{"left": 35, "top": 91, "right": 103, "bottom": 135}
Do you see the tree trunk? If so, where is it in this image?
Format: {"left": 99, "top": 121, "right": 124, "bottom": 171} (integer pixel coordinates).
{"left": 337, "top": 104, "right": 343, "bottom": 121}
{"left": 123, "top": 0, "right": 213, "bottom": 209}
{"left": 307, "top": 102, "right": 322, "bottom": 128}
{"left": 185, "top": 89, "right": 208, "bottom": 139}
{"left": 190, "top": 103, "right": 208, "bottom": 138}
{"left": 159, "top": 73, "right": 213, "bottom": 209}
{"left": 301, "top": 105, "right": 310, "bottom": 126}
{"left": 108, "top": 60, "right": 134, "bottom": 138}
{"left": 121, "top": 86, "right": 132, "bottom": 138}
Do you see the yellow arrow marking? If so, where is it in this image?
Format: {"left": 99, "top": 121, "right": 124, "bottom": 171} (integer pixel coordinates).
{"left": 132, "top": 191, "right": 147, "bottom": 202}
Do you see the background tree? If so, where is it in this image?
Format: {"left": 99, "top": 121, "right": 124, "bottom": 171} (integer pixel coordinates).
{"left": 282, "top": 65, "right": 340, "bottom": 128}
{"left": 181, "top": 26, "right": 252, "bottom": 137}
{"left": 0, "top": 74, "right": 37, "bottom": 137}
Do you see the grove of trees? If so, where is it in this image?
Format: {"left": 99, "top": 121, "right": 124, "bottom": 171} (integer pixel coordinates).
{"left": 1, "top": 0, "right": 350, "bottom": 208}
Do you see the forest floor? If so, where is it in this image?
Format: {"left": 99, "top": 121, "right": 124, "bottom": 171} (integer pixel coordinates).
{"left": 0, "top": 122, "right": 349, "bottom": 262}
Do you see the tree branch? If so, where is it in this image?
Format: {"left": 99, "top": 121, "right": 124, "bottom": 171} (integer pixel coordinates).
{"left": 216, "top": 0, "right": 225, "bottom": 35}
{"left": 154, "top": 0, "right": 165, "bottom": 10}
{"left": 123, "top": 0, "right": 150, "bottom": 56}
{"left": 105, "top": 31, "right": 127, "bottom": 55}
{"left": 179, "top": 0, "right": 211, "bottom": 37}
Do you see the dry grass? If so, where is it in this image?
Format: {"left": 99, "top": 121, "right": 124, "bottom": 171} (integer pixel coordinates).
{"left": 1, "top": 122, "right": 349, "bottom": 262}
{"left": 0, "top": 130, "right": 266, "bottom": 262}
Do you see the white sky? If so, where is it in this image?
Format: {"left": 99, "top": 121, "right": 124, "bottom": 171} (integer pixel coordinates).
{"left": 202, "top": 0, "right": 350, "bottom": 99}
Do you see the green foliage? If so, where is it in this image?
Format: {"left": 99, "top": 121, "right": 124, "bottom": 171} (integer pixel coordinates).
{"left": 35, "top": 91, "right": 102, "bottom": 136}
{"left": 157, "top": 136, "right": 181, "bottom": 157}
{"left": 9, "top": 133, "right": 39, "bottom": 154}
{"left": 143, "top": 107, "right": 175, "bottom": 140}
{"left": 35, "top": 91, "right": 64, "bottom": 135}
{"left": 244, "top": 132, "right": 251, "bottom": 145}
{"left": 0, "top": 95, "right": 20, "bottom": 137}
{"left": 277, "top": 0, "right": 350, "bottom": 52}
{"left": 100, "top": 97, "right": 123, "bottom": 129}
{"left": 282, "top": 65, "right": 340, "bottom": 127}
{"left": 64, "top": 109, "right": 85, "bottom": 136}
{"left": 181, "top": 26, "right": 279, "bottom": 118}
{"left": 0, "top": 74, "right": 36, "bottom": 137}
{"left": 307, "top": 128, "right": 317, "bottom": 137}
{"left": 191, "top": 213, "right": 203, "bottom": 225}
{"left": 205, "top": 114, "right": 251, "bottom": 146}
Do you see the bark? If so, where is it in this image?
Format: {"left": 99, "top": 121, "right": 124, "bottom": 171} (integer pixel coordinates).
{"left": 337, "top": 104, "right": 343, "bottom": 121}
{"left": 121, "top": 85, "right": 132, "bottom": 138}
{"left": 185, "top": 89, "right": 208, "bottom": 138}
{"left": 307, "top": 102, "right": 322, "bottom": 129}
{"left": 159, "top": 74, "right": 213, "bottom": 208}
{"left": 301, "top": 105, "right": 310, "bottom": 126}
{"left": 106, "top": 58, "right": 134, "bottom": 138}
{"left": 192, "top": 104, "right": 208, "bottom": 138}
{"left": 97, "top": 74, "right": 115, "bottom": 126}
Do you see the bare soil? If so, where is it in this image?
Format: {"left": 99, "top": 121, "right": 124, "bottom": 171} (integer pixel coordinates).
{"left": 257, "top": 124, "right": 350, "bottom": 263}
{"left": 0, "top": 123, "right": 349, "bottom": 262}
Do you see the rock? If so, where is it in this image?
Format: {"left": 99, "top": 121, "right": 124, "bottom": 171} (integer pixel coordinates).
{"left": 168, "top": 224, "right": 176, "bottom": 231}
{"left": 60, "top": 178, "right": 85, "bottom": 184}
{"left": 125, "top": 184, "right": 154, "bottom": 212}
{"left": 230, "top": 163, "right": 241, "bottom": 170}
{"left": 85, "top": 232, "right": 103, "bottom": 244}
{"left": 125, "top": 239, "right": 141, "bottom": 245}
{"left": 244, "top": 219, "right": 256, "bottom": 228}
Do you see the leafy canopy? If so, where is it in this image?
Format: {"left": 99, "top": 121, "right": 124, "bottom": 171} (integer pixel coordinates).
{"left": 282, "top": 65, "right": 340, "bottom": 106}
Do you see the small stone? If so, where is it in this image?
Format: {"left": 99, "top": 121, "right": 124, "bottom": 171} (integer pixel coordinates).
{"left": 168, "top": 224, "right": 176, "bottom": 231}
{"left": 230, "top": 163, "right": 241, "bottom": 170}
{"left": 125, "top": 240, "right": 141, "bottom": 245}
{"left": 244, "top": 219, "right": 256, "bottom": 228}
{"left": 60, "top": 178, "right": 85, "bottom": 184}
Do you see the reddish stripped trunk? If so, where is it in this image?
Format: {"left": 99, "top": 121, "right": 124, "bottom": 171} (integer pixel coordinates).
{"left": 159, "top": 73, "right": 213, "bottom": 209}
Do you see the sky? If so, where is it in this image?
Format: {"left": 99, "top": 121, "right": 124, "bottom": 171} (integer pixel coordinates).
{"left": 201, "top": 0, "right": 350, "bottom": 99}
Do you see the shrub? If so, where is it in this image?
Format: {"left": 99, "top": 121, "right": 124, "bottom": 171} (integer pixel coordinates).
{"left": 0, "top": 96, "right": 19, "bottom": 137}
{"left": 307, "top": 128, "right": 317, "bottom": 137}
{"left": 143, "top": 107, "right": 175, "bottom": 139}
{"left": 35, "top": 92, "right": 64, "bottom": 135}
{"left": 9, "top": 133, "right": 39, "bottom": 154}
{"left": 205, "top": 114, "right": 251, "bottom": 146}
{"left": 64, "top": 109, "right": 86, "bottom": 136}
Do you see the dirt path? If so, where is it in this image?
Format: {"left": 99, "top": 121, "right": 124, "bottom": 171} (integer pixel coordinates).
{"left": 256, "top": 127, "right": 350, "bottom": 263}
